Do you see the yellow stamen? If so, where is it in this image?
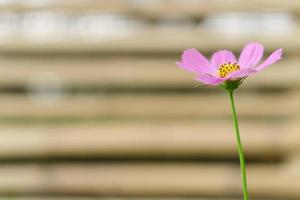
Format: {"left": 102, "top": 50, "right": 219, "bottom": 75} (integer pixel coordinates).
{"left": 218, "top": 62, "right": 240, "bottom": 78}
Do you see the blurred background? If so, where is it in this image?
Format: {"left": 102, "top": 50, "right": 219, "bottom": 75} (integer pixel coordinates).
{"left": 0, "top": 0, "right": 298, "bottom": 200}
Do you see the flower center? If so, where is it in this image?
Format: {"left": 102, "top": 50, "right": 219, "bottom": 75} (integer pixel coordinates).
{"left": 218, "top": 62, "right": 240, "bottom": 78}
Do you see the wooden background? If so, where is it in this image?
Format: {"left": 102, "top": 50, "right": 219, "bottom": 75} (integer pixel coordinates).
{"left": 0, "top": 0, "right": 298, "bottom": 199}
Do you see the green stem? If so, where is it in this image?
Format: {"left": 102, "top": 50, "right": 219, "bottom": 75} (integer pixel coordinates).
{"left": 228, "top": 89, "right": 249, "bottom": 200}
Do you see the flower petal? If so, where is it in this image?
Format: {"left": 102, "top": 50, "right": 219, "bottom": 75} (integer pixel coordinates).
{"left": 256, "top": 48, "right": 283, "bottom": 71}
{"left": 177, "top": 48, "right": 216, "bottom": 75}
{"left": 238, "top": 42, "right": 264, "bottom": 69}
{"left": 228, "top": 68, "right": 258, "bottom": 79}
{"left": 211, "top": 50, "right": 237, "bottom": 68}
{"left": 195, "top": 74, "right": 226, "bottom": 85}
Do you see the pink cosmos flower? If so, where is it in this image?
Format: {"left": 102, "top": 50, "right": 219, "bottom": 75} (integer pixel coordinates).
{"left": 176, "top": 42, "right": 283, "bottom": 86}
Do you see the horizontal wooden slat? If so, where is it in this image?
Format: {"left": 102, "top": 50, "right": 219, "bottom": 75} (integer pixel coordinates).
{"left": 0, "top": 198, "right": 257, "bottom": 200}
{"left": 0, "top": 29, "right": 297, "bottom": 55}
{"left": 1, "top": 0, "right": 300, "bottom": 17}
{"left": 0, "top": 57, "right": 297, "bottom": 89}
{"left": 0, "top": 93, "right": 297, "bottom": 120}
{"left": 0, "top": 198, "right": 290, "bottom": 200}
{"left": 0, "top": 163, "right": 297, "bottom": 198}
{"left": 0, "top": 121, "right": 289, "bottom": 159}
{"left": 0, "top": 198, "right": 252, "bottom": 200}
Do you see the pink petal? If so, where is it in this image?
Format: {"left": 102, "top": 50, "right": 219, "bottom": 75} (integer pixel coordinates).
{"left": 238, "top": 42, "right": 264, "bottom": 69}
{"left": 256, "top": 48, "right": 283, "bottom": 71}
{"left": 195, "top": 74, "right": 226, "bottom": 86}
{"left": 228, "top": 68, "right": 258, "bottom": 79}
{"left": 211, "top": 50, "right": 237, "bottom": 68}
{"left": 177, "top": 48, "right": 216, "bottom": 75}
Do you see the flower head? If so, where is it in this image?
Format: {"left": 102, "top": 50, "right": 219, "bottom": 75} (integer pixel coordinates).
{"left": 176, "top": 42, "right": 283, "bottom": 89}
